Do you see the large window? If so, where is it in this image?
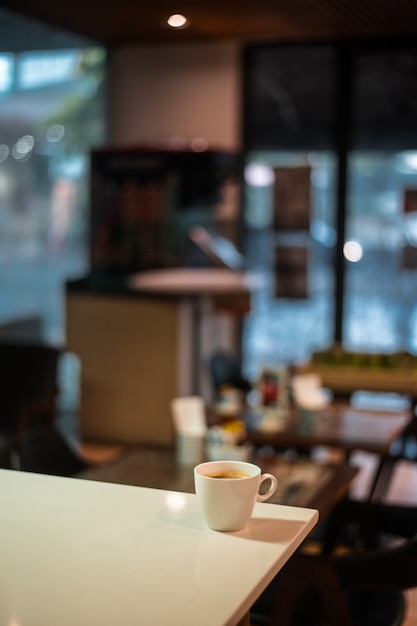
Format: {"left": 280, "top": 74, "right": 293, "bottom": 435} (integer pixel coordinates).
{"left": 243, "top": 150, "right": 336, "bottom": 378}
{"left": 0, "top": 47, "right": 106, "bottom": 345}
{"left": 344, "top": 42, "right": 417, "bottom": 354}
{"left": 345, "top": 152, "right": 417, "bottom": 353}
{"left": 243, "top": 39, "right": 417, "bottom": 378}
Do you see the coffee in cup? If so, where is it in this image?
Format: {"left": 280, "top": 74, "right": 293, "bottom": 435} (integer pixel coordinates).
{"left": 194, "top": 460, "right": 278, "bottom": 531}
{"left": 204, "top": 470, "right": 250, "bottom": 479}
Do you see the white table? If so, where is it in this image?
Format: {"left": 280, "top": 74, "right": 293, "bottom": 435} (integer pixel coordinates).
{"left": 1, "top": 469, "right": 318, "bottom": 626}
{"left": 128, "top": 268, "right": 259, "bottom": 294}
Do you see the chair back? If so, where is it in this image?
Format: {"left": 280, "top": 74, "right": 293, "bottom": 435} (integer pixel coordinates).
{"left": 15, "top": 424, "right": 91, "bottom": 477}
{"left": 0, "top": 341, "right": 60, "bottom": 434}
{"left": 251, "top": 502, "right": 417, "bottom": 626}
{"left": 210, "top": 349, "right": 251, "bottom": 393}
{"left": 0, "top": 437, "right": 13, "bottom": 469}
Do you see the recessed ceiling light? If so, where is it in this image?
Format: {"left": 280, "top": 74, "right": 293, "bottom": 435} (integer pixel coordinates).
{"left": 166, "top": 14, "right": 189, "bottom": 29}
{"left": 190, "top": 137, "right": 209, "bottom": 152}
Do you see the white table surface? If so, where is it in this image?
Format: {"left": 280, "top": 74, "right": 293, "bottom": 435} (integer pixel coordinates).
{"left": 1, "top": 469, "right": 318, "bottom": 626}
{"left": 128, "top": 268, "right": 261, "bottom": 294}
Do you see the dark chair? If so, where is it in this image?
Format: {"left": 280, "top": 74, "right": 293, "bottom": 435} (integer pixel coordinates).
{"left": 250, "top": 500, "right": 417, "bottom": 626}
{"left": 14, "top": 424, "right": 92, "bottom": 477}
{"left": 343, "top": 391, "right": 417, "bottom": 500}
{"left": 209, "top": 349, "right": 252, "bottom": 395}
{"left": 0, "top": 340, "right": 61, "bottom": 436}
{"left": 0, "top": 436, "right": 13, "bottom": 469}
{"left": 374, "top": 415, "right": 417, "bottom": 499}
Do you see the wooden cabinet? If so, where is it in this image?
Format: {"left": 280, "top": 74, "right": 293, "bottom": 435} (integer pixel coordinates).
{"left": 66, "top": 269, "right": 252, "bottom": 445}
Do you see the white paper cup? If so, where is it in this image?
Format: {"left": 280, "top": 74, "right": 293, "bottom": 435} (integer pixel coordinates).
{"left": 194, "top": 460, "right": 278, "bottom": 531}
{"left": 176, "top": 433, "right": 204, "bottom": 466}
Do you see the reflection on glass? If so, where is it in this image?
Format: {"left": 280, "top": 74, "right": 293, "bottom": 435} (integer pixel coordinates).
{"left": 242, "top": 151, "right": 335, "bottom": 378}
{"left": 344, "top": 152, "right": 417, "bottom": 353}
{"left": 343, "top": 240, "right": 363, "bottom": 262}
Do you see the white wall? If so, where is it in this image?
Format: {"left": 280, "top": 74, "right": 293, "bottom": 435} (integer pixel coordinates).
{"left": 107, "top": 42, "right": 242, "bottom": 150}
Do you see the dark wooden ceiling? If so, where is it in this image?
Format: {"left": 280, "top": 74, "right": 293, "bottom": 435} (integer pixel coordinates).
{"left": 2, "top": 0, "right": 417, "bottom": 49}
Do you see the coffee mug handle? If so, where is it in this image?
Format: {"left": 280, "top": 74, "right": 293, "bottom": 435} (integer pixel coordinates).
{"left": 257, "top": 473, "right": 278, "bottom": 502}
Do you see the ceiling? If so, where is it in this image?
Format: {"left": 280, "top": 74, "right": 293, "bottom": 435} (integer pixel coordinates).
{"left": 2, "top": 0, "right": 417, "bottom": 51}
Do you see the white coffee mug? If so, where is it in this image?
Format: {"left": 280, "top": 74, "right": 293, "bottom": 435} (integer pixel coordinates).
{"left": 194, "top": 460, "right": 278, "bottom": 531}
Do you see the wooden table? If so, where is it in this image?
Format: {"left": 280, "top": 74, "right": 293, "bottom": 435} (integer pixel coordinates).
{"left": 79, "top": 446, "right": 358, "bottom": 522}
{"left": 1, "top": 468, "right": 318, "bottom": 626}
{"left": 243, "top": 404, "right": 412, "bottom": 499}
